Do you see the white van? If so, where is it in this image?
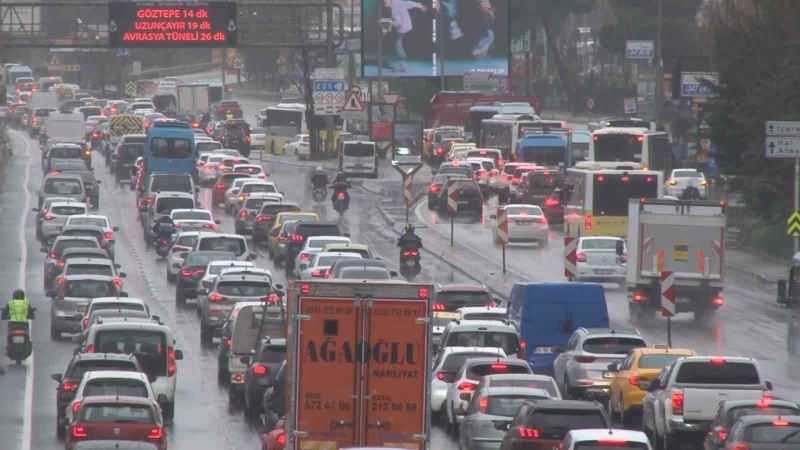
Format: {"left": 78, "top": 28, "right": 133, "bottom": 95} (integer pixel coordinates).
{"left": 340, "top": 141, "right": 378, "bottom": 178}
{"left": 190, "top": 232, "right": 255, "bottom": 262}
{"left": 82, "top": 316, "right": 184, "bottom": 420}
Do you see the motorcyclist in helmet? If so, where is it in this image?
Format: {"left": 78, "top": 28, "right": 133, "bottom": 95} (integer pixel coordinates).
{"left": 151, "top": 214, "right": 175, "bottom": 241}
{"left": 310, "top": 166, "right": 329, "bottom": 191}
{"left": 2, "top": 289, "right": 35, "bottom": 329}
{"left": 331, "top": 173, "right": 351, "bottom": 206}
{"left": 397, "top": 223, "right": 423, "bottom": 250}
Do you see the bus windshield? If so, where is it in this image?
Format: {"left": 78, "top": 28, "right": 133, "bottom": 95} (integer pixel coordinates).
{"left": 593, "top": 175, "right": 658, "bottom": 216}
{"left": 150, "top": 137, "right": 192, "bottom": 158}
{"left": 594, "top": 134, "right": 643, "bottom": 162}
{"left": 481, "top": 123, "right": 511, "bottom": 157}
{"left": 267, "top": 109, "right": 303, "bottom": 131}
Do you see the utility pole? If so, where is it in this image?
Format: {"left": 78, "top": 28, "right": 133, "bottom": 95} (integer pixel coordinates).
{"left": 325, "top": 0, "right": 335, "bottom": 158}
{"left": 438, "top": 10, "right": 445, "bottom": 90}
{"left": 654, "top": 0, "right": 663, "bottom": 127}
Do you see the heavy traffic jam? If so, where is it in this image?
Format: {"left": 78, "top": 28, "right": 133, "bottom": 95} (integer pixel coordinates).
{"left": 1, "top": 2, "right": 799, "bottom": 450}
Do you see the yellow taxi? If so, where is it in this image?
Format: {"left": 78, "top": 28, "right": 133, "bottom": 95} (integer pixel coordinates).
{"left": 266, "top": 212, "right": 319, "bottom": 262}
{"left": 609, "top": 346, "right": 696, "bottom": 424}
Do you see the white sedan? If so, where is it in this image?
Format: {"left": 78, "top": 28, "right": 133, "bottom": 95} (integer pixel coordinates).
{"left": 170, "top": 208, "right": 219, "bottom": 232}
{"left": 574, "top": 236, "right": 626, "bottom": 282}
{"left": 665, "top": 168, "right": 707, "bottom": 199}
{"left": 492, "top": 204, "right": 549, "bottom": 247}
{"left": 298, "top": 252, "right": 362, "bottom": 280}
{"left": 284, "top": 134, "right": 311, "bottom": 160}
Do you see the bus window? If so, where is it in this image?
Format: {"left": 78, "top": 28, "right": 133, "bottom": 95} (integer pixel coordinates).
{"left": 151, "top": 137, "right": 192, "bottom": 158}
{"left": 593, "top": 175, "right": 658, "bottom": 216}
{"left": 594, "top": 134, "right": 643, "bottom": 162}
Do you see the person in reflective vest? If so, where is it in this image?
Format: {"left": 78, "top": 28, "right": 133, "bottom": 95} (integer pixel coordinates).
{"left": 2, "top": 289, "right": 34, "bottom": 327}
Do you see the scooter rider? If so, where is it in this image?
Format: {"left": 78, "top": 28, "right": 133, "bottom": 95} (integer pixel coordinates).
{"left": 311, "top": 166, "right": 329, "bottom": 191}
{"left": 397, "top": 224, "right": 423, "bottom": 250}
{"left": 151, "top": 214, "right": 176, "bottom": 241}
{"left": 2, "top": 289, "right": 35, "bottom": 336}
{"left": 331, "top": 173, "right": 351, "bottom": 205}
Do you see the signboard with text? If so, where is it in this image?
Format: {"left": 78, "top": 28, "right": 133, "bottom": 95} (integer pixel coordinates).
{"left": 680, "top": 72, "right": 719, "bottom": 98}
{"left": 108, "top": 2, "right": 237, "bottom": 48}
{"left": 626, "top": 40, "right": 654, "bottom": 60}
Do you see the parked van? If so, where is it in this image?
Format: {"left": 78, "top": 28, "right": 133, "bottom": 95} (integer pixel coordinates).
{"left": 507, "top": 282, "right": 609, "bottom": 375}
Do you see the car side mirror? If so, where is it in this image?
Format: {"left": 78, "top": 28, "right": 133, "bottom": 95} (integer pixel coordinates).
{"left": 51, "top": 373, "right": 62, "bottom": 382}
{"left": 40, "top": 247, "right": 49, "bottom": 253}
{"left": 174, "top": 349, "right": 183, "bottom": 360}
{"left": 648, "top": 379, "right": 661, "bottom": 391}
{"left": 195, "top": 187, "right": 200, "bottom": 193}
{"left": 607, "top": 362, "right": 619, "bottom": 372}
{"left": 31, "top": 208, "right": 39, "bottom": 213}
{"left": 95, "top": 180, "right": 101, "bottom": 184}
{"left": 616, "top": 240, "right": 624, "bottom": 256}
{"left": 778, "top": 280, "right": 788, "bottom": 305}
{"left": 197, "top": 288, "right": 208, "bottom": 296}
{"left": 73, "top": 313, "right": 83, "bottom": 321}
{"left": 389, "top": 271, "right": 398, "bottom": 278}
{"left": 240, "top": 356, "right": 251, "bottom": 365}
{"left": 637, "top": 379, "right": 651, "bottom": 390}
{"left": 45, "top": 290, "right": 54, "bottom": 298}
{"left": 119, "top": 291, "right": 129, "bottom": 297}
{"left": 459, "top": 392, "right": 472, "bottom": 401}
{"left": 766, "top": 380, "right": 774, "bottom": 390}
{"left": 215, "top": 220, "right": 221, "bottom": 225}
{"left": 172, "top": 263, "right": 181, "bottom": 269}
{"left": 489, "top": 214, "right": 497, "bottom": 219}
{"left": 343, "top": 232, "right": 351, "bottom": 238}
{"left": 151, "top": 315, "right": 160, "bottom": 322}
{"left": 274, "top": 284, "right": 284, "bottom": 291}
{"left": 113, "top": 226, "right": 119, "bottom": 232}
{"left": 119, "top": 272, "right": 127, "bottom": 278}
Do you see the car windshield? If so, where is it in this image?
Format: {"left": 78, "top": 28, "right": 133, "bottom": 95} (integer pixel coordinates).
{"left": 442, "top": 352, "right": 500, "bottom": 371}
{"left": 150, "top": 137, "right": 191, "bottom": 158}
{"left": 44, "top": 179, "right": 82, "bottom": 195}
{"left": 155, "top": 197, "right": 194, "bottom": 214}
{"left": 83, "top": 379, "right": 148, "bottom": 398}
{"left": 581, "top": 239, "right": 621, "bottom": 250}
{"left": 51, "top": 147, "right": 82, "bottom": 159}
{"left": 447, "top": 332, "right": 518, "bottom": 356}
{"left": 637, "top": 354, "right": 688, "bottom": 369}
{"left": 172, "top": 211, "right": 211, "bottom": 221}
{"left": 744, "top": 423, "right": 800, "bottom": 443}
{"left": 66, "top": 264, "right": 113, "bottom": 277}
{"left": 525, "top": 410, "right": 607, "bottom": 435}
{"left": 52, "top": 206, "right": 87, "bottom": 215}
{"left": 488, "top": 395, "right": 544, "bottom": 416}
{"left": 95, "top": 330, "right": 167, "bottom": 376}
{"left": 81, "top": 404, "right": 154, "bottom": 423}
{"left": 198, "top": 237, "right": 245, "bottom": 256}
{"left": 675, "top": 361, "right": 760, "bottom": 384}
{"left": 186, "top": 252, "right": 236, "bottom": 267}
{"left": 216, "top": 281, "right": 270, "bottom": 297}
{"left": 504, "top": 206, "right": 543, "bottom": 216}
{"left": 66, "top": 280, "right": 112, "bottom": 298}
{"left": 673, "top": 170, "right": 702, "bottom": 178}
{"left": 488, "top": 378, "right": 558, "bottom": 397}
{"left": 69, "top": 361, "right": 137, "bottom": 380}
{"left": 68, "top": 217, "right": 106, "bottom": 227}
{"left": 437, "top": 291, "right": 492, "bottom": 311}
{"left": 582, "top": 337, "right": 646, "bottom": 355}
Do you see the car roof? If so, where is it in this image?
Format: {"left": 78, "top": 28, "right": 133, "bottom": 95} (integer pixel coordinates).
{"left": 440, "top": 346, "right": 506, "bottom": 355}
{"left": 485, "top": 373, "right": 554, "bottom": 382}
{"left": 528, "top": 399, "right": 605, "bottom": 411}
{"left": 445, "top": 320, "right": 516, "bottom": 331}
{"left": 567, "top": 429, "right": 649, "bottom": 443}
{"left": 197, "top": 231, "right": 243, "bottom": 239}
{"left": 437, "top": 283, "right": 490, "bottom": 292}
{"left": 83, "top": 370, "right": 149, "bottom": 382}
{"left": 314, "top": 251, "right": 362, "bottom": 260}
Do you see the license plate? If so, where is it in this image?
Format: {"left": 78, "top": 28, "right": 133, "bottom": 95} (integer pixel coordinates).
{"left": 534, "top": 347, "right": 553, "bottom": 354}
{"left": 405, "top": 259, "right": 415, "bottom": 267}
{"left": 515, "top": 221, "right": 532, "bottom": 226}
{"left": 594, "top": 269, "right": 613, "bottom": 275}
{"left": 12, "top": 335, "right": 24, "bottom": 344}
{"left": 603, "top": 371, "right": 615, "bottom": 379}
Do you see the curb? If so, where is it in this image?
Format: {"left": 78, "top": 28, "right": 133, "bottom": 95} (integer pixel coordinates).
{"left": 724, "top": 261, "right": 778, "bottom": 286}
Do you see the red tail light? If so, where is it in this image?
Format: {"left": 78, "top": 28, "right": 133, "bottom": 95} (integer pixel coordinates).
{"left": 418, "top": 287, "right": 428, "bottom": 299}
{"left": 337, "top": 192, "right": 345, "bottom": 200}
{"left": 710, "top": 357, "right": 726, "bottom": 366}
{"left": 214, "top": 183, "right": 225, "bottom": 190}
{"left": 113, "top": 276, "right": 123, "bottom": 287}
{"left": 72, "top": 401, "right": 81, "bottom": 413}
{"left": 85, "top": 344, "right": 94, "bottom": 353}
{"left": 224, "top": 338, "right": 231, "bottom": 349}
{"left": 147, "top": 427, "right": 164, "bottom": 440}
{"left": 251, "top": 363, "right": 267, "bottom": 377}
{"left": 511, "top": 177, "right": 520, "bottom": 185}
{"left": 31, "top": 117, "right": 37, "bottom": 125}
{"left": 245, "top": 135, "right": 251, "bottom": 143}
{"left": 574, "top": 355, "right": 596, "bottom": 363}
{"left": 44, "top": 213, "right": 55, "bottom": 221}
{"left": 71, "top": 425, "right": 88, "bottom": 439}
{"left": 457, "top": 381, "right": 477, "bottom": 392}
{"left": 208, "top": 293, "right": 226, "bottom": 303}
{"left": 518, "top": 427, "right": 540, "bottom": 439}
{"left": 62, "top": 380, "right": 79, "bottom": 391}
{"left": 576, "top": 252, "right": 586, "bottom": 262}
{"left": 584, "top": 215, "right": 593, "bottom": 231}
{"left": 104, "top": 232, "right": 114, "bottom": 240}
{"left": 731, "top": 444, "right": 750, "bottom": 450}
{"left": 629, "top": 375, "right": 639, "bottom": 386}
{"left": 181, "top": 268, "right": 193, "bottom": 277}
{"left": 203, "top": 223, "right": 217, "bottom": 230}
{"left": 633, "top": 291, "right": 645, "bottom": 303}
{"left": 239, "top": 210, "right": 247, "bottom": 218}
{"left": 428, "top": 184, "right": 441, "bottom": 193}
{"left": 92, "top": 131, "right": 99, "bottom": 139}
{"left": 773, "top": 419, "right": 789, "bottom": 426}
{"left": 276, "top": 432, "right": 286, "bottom": 445}
{"left": 56, "top": 276, "right": 65, "bottom": 286}
{"left": 82, "top": 317, "right": 89, "bottom": 328}
{"left": 291, "top": 234, "right": 304, "bottom": 242}
{"left": 436, "top": 147, "right": 444, "bottom": 155}
{"left": 48, "top": 251, "right": 58, "bottom": 259}
{"left": 478, "top": 396, "right": 489, "bottom": 413}
{"left": 671, "top": 390, "right": 684, "bottom": 415}
{"left": 544, "top": 198, "right": 560, "bottom": 207}
{"left": 712, "top": 295, "right": 724, "bottom": 307}
{"left": 533, "top": 217, "right": 547, "bottom": 224}
{"left": 167, "top": 347, "right": 177, "bottom": 376}
{"left": 255, "top": 214, "right": 269, "bottom": 223}
{"left": 146, "top": 196, "right": 154, "bottom": 205}
{"left": 432, "top": 303, "right": 445, "bottom": 311}
{"left": 437, "top": 371, "right": 447, "bottom": 381}
{"left": 299, "top": 253, "right": 311, "bottom": 261}
{"left": 714, "top": 426, "right": 728, "bottom": 442}
{"left": 300, "top": 283, "right": 311, "bottom": 295}
{"left": 490, "top": 363, "right": 508, "bottom": 371}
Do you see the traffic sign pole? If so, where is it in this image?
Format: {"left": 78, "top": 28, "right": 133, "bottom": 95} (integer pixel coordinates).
{"left": 766, "top": 120, "right": 800, "bottom": 253}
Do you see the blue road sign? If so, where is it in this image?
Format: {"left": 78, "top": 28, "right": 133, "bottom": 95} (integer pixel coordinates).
{"left": 314, "top": 80, "right": 345, "bottom": 92}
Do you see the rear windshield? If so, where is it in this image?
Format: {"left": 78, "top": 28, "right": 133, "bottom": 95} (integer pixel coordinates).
{"left": 175, "top": 235, "right": 198, "bottom": 247}
{"left": 317, "top": 254, "right": 361, "bottom": 266}
{"left": 63, "top": 230, "right": 103, "bottom": 241}
{"left": 236, "top": 166, "right": 262, "bottom": 175}
{"left": 66, "top": 265, "right": 113, "bottom": 277}
{"left": 68, "top": 360, "right": 138, "bottom": 380}
{"left": 258, "top": 346, "right": 286, "bottom": 363}
{"left": 155, "top": 197, "right": 194, "bottom": 214}
{"left": 172, "top": 211, "right": 211, "bottom": 221}
{"left": 308, "top": 239, "right": 347, "bottom": 250}
{"left": 92, "top": 303, "right": 145, "bottom": 314}
{"left": 216, "top": 281, "right": 270, "bottom": 297}
{"left": 198, "top": 237, "right": 245, "bottom": 256}
{"left": 462, "top": 312, "right": 505, "bottom": 321}
{"left": 728, "top": 406, "right": 800, "bottom": 425}
{"left": 525, "top": 410, "right": 607, "bottom": 436}
{"left": 66, "top": 280, "right": 112, "bottom": 298}
{"left": 488, "top": 395, "right": 544, "bottom": 417}
{"left": 338, "top": 267, "right": 390, "bottom": 279}
{"left": 68, "top": 217, "right": 106, "bottom": 227}
{"left": 208, "top": 263, "right": 252, "bottom": 275}
{"left": 196, "top": 142, "right": 222, "bottom": 152}
{"left": 673, "top": 170, "right": 702, "bottom": 178}
{"left": 83, "top": 378, "right": 148, "bottom": 398}
{"left": 675, "top": 361, "right": 761, "bottom": 384}
{"left": 150, "top": 137, "right": 192, "bottom": 158}
{"left": 582, "top": 337, "right": 646, "bottom": 355}
{"left": 489, "top": 378, "right": 558, "bottom": 397}
{"left": 243, "top": 184, "right": 276, "bottom": 194}
{"left": 343, "top": 143, "right": 375, "bottom": 157}
{"left": 44, "top": 178, "right": 82, "bottom": 195}
{"left": 51, "top": 147, "right": 83, "bottom": 159}
{"left": 35, "top": 109, "right": 54, "bottom": 117}
{"left": 436, "top": 131, "right": 461, "bottom": 142}
{"left": 437, "top": 291, "right": 492, "bottom": 312}
{"left": 245, "top": 198, "right": 274, "bottom": 209}
{"left": 744, "top": 423, "right": 800, "bottom": 443}
{"left": 151, "top": 176, "right": 192, "bottom": 193}
{"left": 638, "top": 354, "right": 688, "bottom": 369}
{"left": 55, "top": 240, "right": 99, "bottom": 253}
{"left": 120, "top": 144, "right": 144, "bottom": 160}
{"left": 468, "top": 362, "right": 530, "bottom": 378}
{"left": 297, "top": 225, "right": 340, "bottom": 237}
{"left": 581, "top": 239, "right": 621, "bottom": 250}
{"left": 81, "top": 404, "right": 153, "bottom": 423}
{"left": 446, "top": 331, "right": 519, "bottom": 356}
{"left": 94, "top": 330, "right": 167, "bottom": 376}
{"left": 575, "top": 443, "right": 648, "bottom": 450}
{"left": 52, "top": 206, "right": 86, "bottom": 215}
{"left": 221, "top": 174, "right": 249, "bottom": 185}
{"left": 186, "top": 251, "right": 235, "bottom": 267}
{"left": 442, "top": 352, "right": 500, "bottom": 371}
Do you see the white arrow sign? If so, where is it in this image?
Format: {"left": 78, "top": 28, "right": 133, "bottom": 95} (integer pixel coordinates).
{"left": 766, "top": 136, "right": 800, "bottom": 159}
{"left": 766, "top": 121, "right": 800, "bottom": 137}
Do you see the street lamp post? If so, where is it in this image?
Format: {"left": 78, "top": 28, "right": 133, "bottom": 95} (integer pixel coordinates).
{"left": 377, "top": 18, "right": 393, "bottom": 103}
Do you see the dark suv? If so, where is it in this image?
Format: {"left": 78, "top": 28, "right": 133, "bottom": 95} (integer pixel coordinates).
{"left": 499, "top": 400, "right": 609, "bottom": 450}
{"left": 252, "top": 203, "right": 301, "bottom": 244}
{"left": 243, "top": 338, "right": 287, "bottom": 420}
{"left": 51, "top": 353, "right": 142, "bottom": 439}
{"left": 440, "top": 179, "right": 482, "bottom": 217}
{"left": 220, "top": 119, "right": 251, "bottom": 156}
{"left": 174, "top": 250, "right": 236, "bottom": 305}
{"left": 284, "top": 222, "right": 345, "bottom": 275}
{"left": 513, "top": 168, "right": 563, "bottom": 206}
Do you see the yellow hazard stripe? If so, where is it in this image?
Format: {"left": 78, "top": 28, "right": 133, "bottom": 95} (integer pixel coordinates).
{"left": 300, "top": 441, "right": 338, "bottom": 450}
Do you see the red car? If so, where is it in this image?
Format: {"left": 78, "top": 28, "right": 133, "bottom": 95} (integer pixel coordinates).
{"left": 261, "top": 418, "right": 286, "bottom": 450}
{"left": 67, "top": 395, "right": 166, "bottom": 450}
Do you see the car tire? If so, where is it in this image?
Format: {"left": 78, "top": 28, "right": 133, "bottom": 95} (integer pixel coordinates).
{"left": 427, "top": 198, "right": 435, "bottom": 210}
{"left": 200, "top": 324, "right": 213, "bottom": 346}
{"left": 245, "top": 397, "right": 261, "bottom": 420}
{"left": 55, "top": 420, "right": 64, "bottom": 440}
{"left": 162, "top": 401, "right": 174, "bottom": 421}
{"left": 166, "top": 268, "right": 175, "bottom": 283}
{"left": 50, "top": 323, "right": 61, "bottom": 340}
{"left": 217, "top": 364, "right": 227, "bottom": 385}
{"left": 175, "top": 285, "right": 185, "bottom": 306}
{"left": 228, "top": 385, "right": 241, "bottom": 405}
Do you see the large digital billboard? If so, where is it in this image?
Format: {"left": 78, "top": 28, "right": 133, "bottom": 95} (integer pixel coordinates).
{"left": 108, "top": 2, "right": 237, "bottom": 48}
{"left": 362, "top": 0, "right": 509, "bottom": 78}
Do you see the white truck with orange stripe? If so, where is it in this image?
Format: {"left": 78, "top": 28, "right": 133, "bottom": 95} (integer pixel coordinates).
{"left": 285, "top": 280, "right": 432, "bottom": 450}
{"left": 625, "top": 198, "right": 726, "bottom": 321}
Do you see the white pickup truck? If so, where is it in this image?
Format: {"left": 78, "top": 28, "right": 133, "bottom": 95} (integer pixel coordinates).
{"left": 642, "top": 356, "right": 772, "bottom": 449}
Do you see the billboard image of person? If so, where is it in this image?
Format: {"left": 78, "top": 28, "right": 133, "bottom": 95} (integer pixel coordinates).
{"left": 363, "top": 0, "right": 435, "bottom": 77}
{"left": 439, "top": 0, "right": 509, "bottom": 76}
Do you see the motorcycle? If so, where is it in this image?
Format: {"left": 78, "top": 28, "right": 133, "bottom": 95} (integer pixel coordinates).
{"left": 332, "top": 191, "right": 350, "bottom": 215}
{"left": 154, "top": 235, "right": 173, "bottom": 258}
{"left": 681, "top": 186, "right": 701, "bottom": 200}
{"left": 399, "top": 248, "right": 421, "bottom": 280}
{"left": 312, "top": 186, "right": 327, "bottom": 203}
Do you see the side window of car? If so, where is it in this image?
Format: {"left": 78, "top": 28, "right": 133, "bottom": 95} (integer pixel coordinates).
{"left": 511, "top": 403, "right": 528, "bottom": 427}
{"left": 620, "top": 353, "right": 634, "bottom": 371}
{"left": 466, "top": 390, "right": 481, "bottom": 415}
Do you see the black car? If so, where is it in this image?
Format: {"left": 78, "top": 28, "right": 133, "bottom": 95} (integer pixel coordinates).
{"left": 252, "top": 203, "right": 301, "bottom": 244}
{"left": 243, "top": 338, "right": 287, "bottom": 419}
{"left": 514, "top": 168, "right": 563, "bottom": 206}
{"left": 174, "top": 250, "right": 236, "bottom": 305}
{"left": 703, "top": 398, "right": 800, "bottom": 450}
{"left": 440, "top": 179, "right": 482, "bottom": 217}
{"left": 220, "top": 119, "right": 251, "bottom": 157}
{"left": 499, "top": 400, "right": 609, "bottom": 449}
{"left": 114, "top": 140, "right": 145, "bottom": 184}
{"left": 51, "top": 353, "right": 142, "bottom": 439}
{"left": 261, "top": 360, "right": 287, "bottom": 429}
{"left": 284, "top": 222, "right": 345, "bottom": 275}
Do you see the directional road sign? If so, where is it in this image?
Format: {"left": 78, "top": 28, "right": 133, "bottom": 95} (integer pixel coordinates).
{"left": 766, "top": 121, "right": 800, "bottom": 137}
{"left": 495, "top": 208, "right": 508, "bottom": 245}
{"left": 660, "top": 271, "right": 676, "bottom": 317}
{"left": 789, "top": 211, "right": 800, "bottom": 237}
{"left": 564, "top": 236, "right": 577, "bottom": 279}
{"left": 125, "top": 81, "right": 137, "bottom": 97}
{"left": 765, "top": 136, "right": 800, "bottom": 158}
{"left": 314, "top": 80, "right": 346, "bottom": 92}
{"left": 446, "top": 180, "right": 468, "bottom": 215}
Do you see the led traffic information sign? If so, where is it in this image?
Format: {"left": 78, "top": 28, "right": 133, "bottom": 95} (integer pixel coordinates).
{"left": 108, "top": 2, "right": 237, "bottom": 48}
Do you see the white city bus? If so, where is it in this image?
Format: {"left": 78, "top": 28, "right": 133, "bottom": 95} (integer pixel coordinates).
{"left": 589, "top": 127, "right": 672, "bottom": 173}
{"left": 264, "top": 103, "right": 306, "bottom": 155}
{"left": 562, "top": 161, "right": 663, "bottom": 238}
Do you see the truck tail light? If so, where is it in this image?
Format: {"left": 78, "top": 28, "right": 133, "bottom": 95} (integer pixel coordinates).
{"left": 518, "top": 427, "right": 540, "bottom": 439}
{"left": 251, "top": 363, "right": 268, "bottom": 377}
{"left": 432, "top": 303, "right": 445, "bottom": 311}
{"left": 167, "top": 347, "right": 177, "bottom": 376}
{"left": 300, "top": 283, "right": 311, "bottom": 295}
{"left": 671, "top": 389, "right": 684, "bottom": 415}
